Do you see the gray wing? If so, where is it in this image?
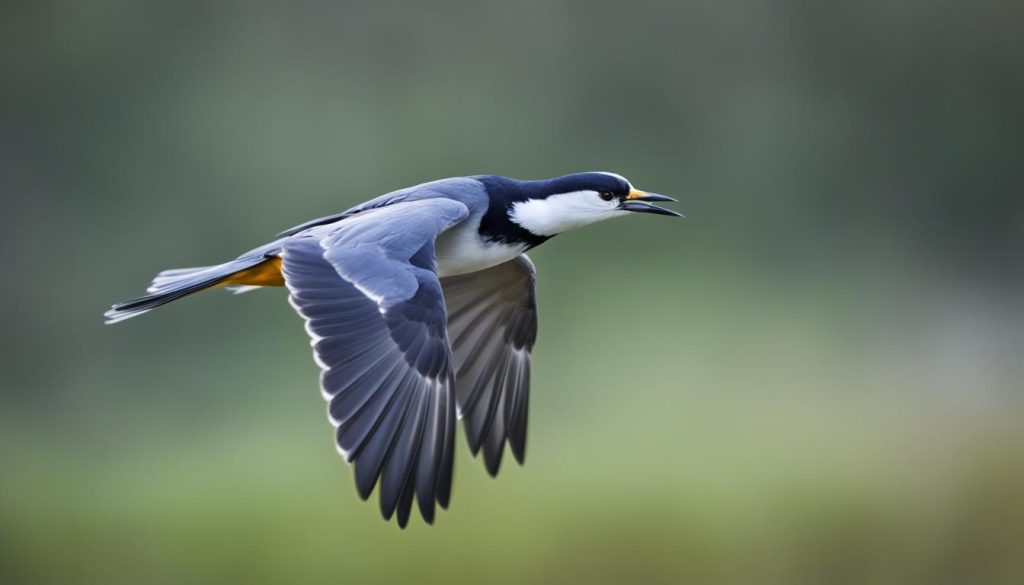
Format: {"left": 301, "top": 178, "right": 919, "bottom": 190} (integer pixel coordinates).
{"left": 276, "top": 177, "right": 485, "bottom": 237}
{"left": 281, "top": 199, "right": 469, "bottom": 527}
{"left": 275, "top": 192, "right": 411, "bottom": 237}
{"left": 441, "top": 255, "right": 538, "bottom": 476}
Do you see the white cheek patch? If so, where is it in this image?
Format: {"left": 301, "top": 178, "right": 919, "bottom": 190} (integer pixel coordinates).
{"left": 509, "top": 191, "right": 626, "bottom": 236}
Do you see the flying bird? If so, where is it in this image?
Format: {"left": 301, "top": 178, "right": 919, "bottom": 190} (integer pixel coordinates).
{"left": 105, "top": 172, "right": 682, "bottom": 527}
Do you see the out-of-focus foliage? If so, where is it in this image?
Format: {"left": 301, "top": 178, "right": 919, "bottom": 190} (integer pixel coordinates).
{"left": 2, "top": 1, "right": 1022, "bottom": 583}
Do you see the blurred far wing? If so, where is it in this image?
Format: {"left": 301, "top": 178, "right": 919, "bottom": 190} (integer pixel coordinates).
{"left": 442, "top": 254, "right": 537, "bottom": 476}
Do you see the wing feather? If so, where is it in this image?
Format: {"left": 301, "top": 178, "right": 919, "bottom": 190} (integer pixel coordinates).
{"left": 282, "top": 199, "right": 468, "bottom": 526}
{"left": 441, "top": 255, "right": 538, "bottom": 476}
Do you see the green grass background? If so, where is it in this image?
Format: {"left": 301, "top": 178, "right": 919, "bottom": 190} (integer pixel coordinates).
{"left": 2, "top": 1, "right": 1023, "bottom": 583}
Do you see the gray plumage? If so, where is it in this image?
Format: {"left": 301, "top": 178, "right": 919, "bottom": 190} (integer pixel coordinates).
{"left": 286, "top": 198, "right": 473, "bottom": 526}
{"left": 442, "top": 255, "right": 537, "bottom": 475}
{"left": 105, "top": 172, "right": 680, "bottom": 527}
{"left": 107, "top": 180, "right": 532, "bottom": 527}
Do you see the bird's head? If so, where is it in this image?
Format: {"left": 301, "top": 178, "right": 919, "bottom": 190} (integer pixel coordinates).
{"left": 505, "top": 172, "right": 682, "bottom": 237}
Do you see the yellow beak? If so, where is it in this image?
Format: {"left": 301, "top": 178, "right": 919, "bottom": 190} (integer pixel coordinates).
{"left": 620, "top": 189, "right": 684, "bottom": 217}
{"left": 626, "top": 189, "right": 677, "bottom": 203}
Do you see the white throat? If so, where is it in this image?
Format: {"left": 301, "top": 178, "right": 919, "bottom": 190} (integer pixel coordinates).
{"left": 435, "top": 219, "right": 527, "bottom": 277}
{"left": 508, "top": 190, "right": 627, "bottom": 236}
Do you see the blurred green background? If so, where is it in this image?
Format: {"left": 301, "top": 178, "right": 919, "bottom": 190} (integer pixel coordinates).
{"left": 3, "top": 1, "right": 1023, "bottom": 583}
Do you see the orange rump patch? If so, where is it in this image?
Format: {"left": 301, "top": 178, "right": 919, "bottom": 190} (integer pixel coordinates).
{"left": 221, "top": 256, "right": 285, "bottom": 287}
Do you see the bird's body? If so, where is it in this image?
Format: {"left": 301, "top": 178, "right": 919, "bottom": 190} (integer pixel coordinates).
{"left": 436, "top": 226, "right": 527, "bottom": 278}
{"left": 106, "top": 172, "right": 681, "bottom": 527}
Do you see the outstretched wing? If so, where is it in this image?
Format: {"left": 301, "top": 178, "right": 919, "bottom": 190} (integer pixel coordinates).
{"left": 281, "top": 199, "right": 469, "bottom": 527}
{"left": 441, "top": 255, "right": 538, "bottom": 476}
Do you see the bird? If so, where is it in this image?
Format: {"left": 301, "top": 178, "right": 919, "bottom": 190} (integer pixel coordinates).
{"left": 105, "top": 172, "right": 682, "bottom": 527}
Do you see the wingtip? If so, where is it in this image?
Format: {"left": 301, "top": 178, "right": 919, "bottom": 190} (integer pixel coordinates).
{"left": 418, "top": 508, "right": 435, "bottom": 526}
{"left": 436, "top": 482, "right": 453, "bottom": 511}
{"left": 466, "top": 433, "right": 483, "bottom": 456}
{"left": 511, "top": 446, "right": 526, "bottom": 466}
{"left": 355, "top": 477, "right": 374, "bottom": 501}
{"left": 484, "top": 457, "right": 503, "bottom": 478}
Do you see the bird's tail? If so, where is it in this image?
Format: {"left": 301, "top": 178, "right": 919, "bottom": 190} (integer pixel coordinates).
{"left": 104, "top": 255, "right": 283, "bottom": 324}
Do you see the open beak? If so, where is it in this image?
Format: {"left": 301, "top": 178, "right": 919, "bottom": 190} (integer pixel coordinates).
{"left": 620, "top": 189, "right": 685, "bottom": 217}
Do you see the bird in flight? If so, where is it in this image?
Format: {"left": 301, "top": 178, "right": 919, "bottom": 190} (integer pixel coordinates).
{"left": 106, "top": 172, "right": 682, "bottom": 527}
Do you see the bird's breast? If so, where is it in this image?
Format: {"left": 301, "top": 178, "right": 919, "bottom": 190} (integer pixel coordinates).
{"left": 435, "top": 222, "right": 527, "bottom": 278}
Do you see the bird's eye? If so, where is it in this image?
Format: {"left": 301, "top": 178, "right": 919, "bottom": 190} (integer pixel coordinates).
{"left": 599, "top": 191, "right": 614, "bottom": 201}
